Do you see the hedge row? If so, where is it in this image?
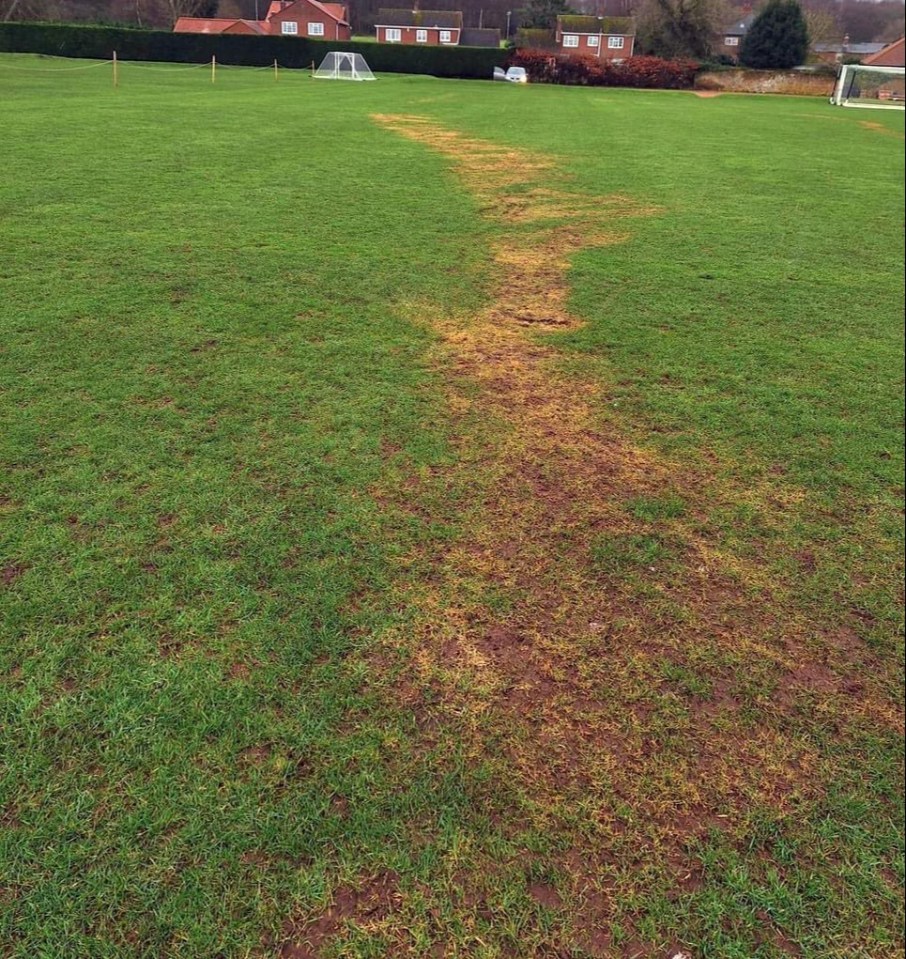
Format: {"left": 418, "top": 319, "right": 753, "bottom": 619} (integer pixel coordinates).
{"left": 509, "top": 50, "right": 701, "bottom": 89}
{"left": 0, "top": 21, "right": 506, "bottom": 79}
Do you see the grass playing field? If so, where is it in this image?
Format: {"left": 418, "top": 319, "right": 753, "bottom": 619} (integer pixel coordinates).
{"left": 0, "top": 53, "right": 903, "bottom": 959}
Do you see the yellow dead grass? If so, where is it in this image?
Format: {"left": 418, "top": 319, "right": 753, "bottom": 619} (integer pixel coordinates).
{"left": 368, "top": 113, "right": 901, "bottom": 868}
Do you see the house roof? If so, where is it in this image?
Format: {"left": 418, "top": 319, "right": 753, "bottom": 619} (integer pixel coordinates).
{"left": 557, "top": 15, "right": 635, "bottom": 35}
{"left": 722, "top": 13, "right": 755, "bottom": 36}
{"left": 173, "top": 17, "right": 247, "bottom": 33}
{"left": 267, "top": 0, "right": 348, "bottom": 23}
{"left": 317, "top": 2, "right": 348, "bottom": 21}
{"left": 515, "top": 27, "right": 558, "bottom": 50}
{"left": 460, "top": 27, "right": 501, "bottom": 47}
{"left": 229, "top": 19, "right": 269, "bottom": 33}
{"left": 863, "top": 36, "right": 905, "bottom": 67}
{"left": 813, "top": 41, "right": 884, "bottom": 54}
{"left": 375, "top": 9, "right": 463, "bottom": 28}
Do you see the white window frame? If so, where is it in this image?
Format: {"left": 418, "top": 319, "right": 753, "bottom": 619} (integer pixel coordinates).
{"left": 281, "top": 20, "right": 298, "bottom": 35}
{"left": 563, "top": 34, "right": 579, "bottom": 48}
{"left": 608, "top": 36, "right": 624, "bottom": 49}
{"left": 385, "top": 27, "right": 402, "bottom": 42}
{"left": 587, "top": 35, "right": 599, "bottom": 46}
{"left": 416, "top": 28, "right": 428, "bottom": 42}
{"left": 725, "top": 35, "right": 739, "bottom": 46}
{"left": 439, "top": 29, "right": 453, "bottom": 43}
{"left": 307, "top": 21, "right": 324, "bottom": 36}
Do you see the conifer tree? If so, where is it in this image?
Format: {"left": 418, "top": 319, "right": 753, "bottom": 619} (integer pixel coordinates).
{"left": 740, "top": 0, "right": 809, "bottom": 69}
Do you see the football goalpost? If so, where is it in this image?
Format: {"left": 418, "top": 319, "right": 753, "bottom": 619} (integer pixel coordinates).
{"left": 313, "top": 52, "right": 375, "bottom": 81}
{"left": 831, "top": 64, "right": 905, "bottom": 109}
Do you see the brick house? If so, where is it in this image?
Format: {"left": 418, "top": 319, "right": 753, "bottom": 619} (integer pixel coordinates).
{"left": 863, "top": 36, "right": 905, "bottom": 67}
{"left": 173, "top": 0, "right": 350, "bottom": 40}
{"left": 374, "top": 9, "right": 463, "bottom": 46}
{"left": 716, "top": 13, "right": 754, "bottom": 60}
{"left": 266, "top": 0, "right": 351, "bottom": 40}
{"left": 555, "top": 16, "right": 635, "bottom": 61}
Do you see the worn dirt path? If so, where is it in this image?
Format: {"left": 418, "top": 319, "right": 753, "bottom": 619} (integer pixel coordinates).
{"left": 278, "top": 114, "right": 899, "bottom": 958}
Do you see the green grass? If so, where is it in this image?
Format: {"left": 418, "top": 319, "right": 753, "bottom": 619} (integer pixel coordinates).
{"left": 0, "top": 55, "right": 903, "bottom": 958}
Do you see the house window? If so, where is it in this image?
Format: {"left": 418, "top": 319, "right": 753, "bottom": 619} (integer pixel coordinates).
{"left": 385, "top": 27, "right": 402, "bottom": 41}
{"left": 416, "top": 28, "right": 428, "bottom": 42}
{"left": 439, "top": 29, "right": 453, "bottom": 43}
{"left": 587, "top": 35, "right": 599, "bottom": 46}
{"left": 281, "top": 20, "right": 298, "bottom": 34}
{"left": 307, "top": 21, "right": 324, "bottom": 35}
{"left": 608, "top": 36, "right": 624, "bottom": 49}
{"left": 563, "top": 34, "right": 579, "bottom": 47}
{"left": 725, "top": 35, "right": 739, "bottom": 46}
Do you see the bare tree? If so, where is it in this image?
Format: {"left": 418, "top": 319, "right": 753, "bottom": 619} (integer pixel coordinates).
{"left": 163, "top": 0, "right": 218, "bottom": 25}
{"left": 803, "top": 6, "right": 839, "bottom": 46}
{"left": 636, "top": 0, "right": 729, "bottom": 58}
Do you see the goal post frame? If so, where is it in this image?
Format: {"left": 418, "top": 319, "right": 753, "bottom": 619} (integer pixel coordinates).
{"left": 831, "top": 63, "right": 905, "bottom": 109}
{"left": 313, "top": 51, "right": 376, "bottom": 81}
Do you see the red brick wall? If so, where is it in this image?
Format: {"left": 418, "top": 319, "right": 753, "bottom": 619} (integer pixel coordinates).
{"left": 376, "top": 26, "right": 460, "bottom": 45}
{"left": 268, "top": 1, "right": 350, "bottom": 40}
{"left": 557, "top": 33, "right": 634, "bottom": 59}
{"left": 599, "top": 36, "right": 633, "bottom": 59}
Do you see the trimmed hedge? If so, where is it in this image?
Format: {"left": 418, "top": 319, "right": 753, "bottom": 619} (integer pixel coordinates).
{"left": 0, "top": 21, "right": 506, "bottom": 79}
{"left": 509, "top": 50, "right": 700, "bottom": 89}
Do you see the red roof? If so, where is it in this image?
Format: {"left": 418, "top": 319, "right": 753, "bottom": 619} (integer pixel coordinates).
{"left": 173, "top": 17, "right": 245, "bottom": 34}
{"left": 267, "top": 0, "right": 349, "bottom": 24}
{"left": 320, "top": 3, "right": 348, "bottom": 20}
{"left": 863, "top": 37, "right": 905, "bottom": 67}
{"left": 223, "top": 19, "right": 268, "bottom": 34}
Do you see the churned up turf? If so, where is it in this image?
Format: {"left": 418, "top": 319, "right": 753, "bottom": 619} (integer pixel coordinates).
{"left": 0, "top": 55, "right": 903, "bottom": 959}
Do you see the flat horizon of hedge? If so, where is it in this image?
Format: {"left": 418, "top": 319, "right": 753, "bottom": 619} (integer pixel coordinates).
{"left": 0, "top": 20, "right": 506, "bottom": 78}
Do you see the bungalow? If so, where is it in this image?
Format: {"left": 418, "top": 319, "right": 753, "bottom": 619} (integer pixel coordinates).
{"left": 173, "top": 0, "right": 351, "bottom": 40}
{"left": 554, "top": 16, "right": 636, "bottom": 61}
{"left": 374, "top": 9, "right": 463, "bottom": 46}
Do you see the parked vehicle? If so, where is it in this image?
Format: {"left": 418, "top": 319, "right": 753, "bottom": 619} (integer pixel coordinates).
{"left": 493, "top": 66, "right": 528, "bottom": 82}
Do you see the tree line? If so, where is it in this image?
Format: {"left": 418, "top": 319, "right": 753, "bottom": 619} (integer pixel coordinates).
{"left": 2, "top": 0, "right": 903, "bottom": 50}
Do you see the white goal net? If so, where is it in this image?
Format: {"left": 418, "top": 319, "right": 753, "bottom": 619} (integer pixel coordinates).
{"left": 831, "top": 64, "right": 905, "bottom": 109}
{"left": 314, "top": 52, "right": 375, "bottom": 81}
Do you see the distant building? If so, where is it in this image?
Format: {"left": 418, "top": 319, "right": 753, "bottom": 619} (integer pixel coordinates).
{"left": 813, "top": 37, "right": 886, "bottom": 64}
{"left": 460, "top": 28, "right": 502, "bottom": 48}
{"left": 717, "top": 13, "right": 754, "bottom": 61}
{"left": 863, "top": 36, "right": 905, "bottom": 68}
{"left": 173, "top": 0, "right": 351, "bottom": 41}
{"left": 554, "top": 16, "right": 636, "bottom": 61}
{"left": 265, "top": 0, "right": 350, "bottom": 40}
{"left": 374, "top": 10, "right": 463, "bottom": 46}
